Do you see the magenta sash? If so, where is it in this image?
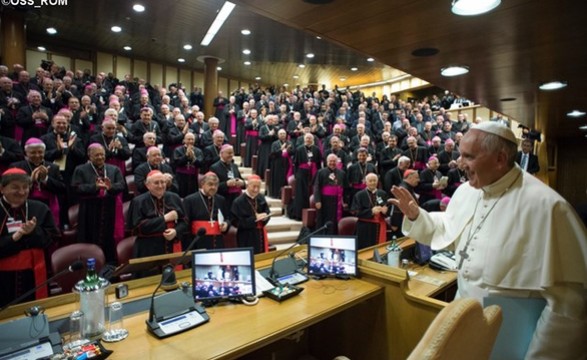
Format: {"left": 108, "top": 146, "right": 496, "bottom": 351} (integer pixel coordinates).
{"left": 414, "top": 161, "right": 426, "bottom": 171}
{"left": 352, "top": 183, "right": 367, "bottom": 190}
{"left": 321, "top": 184, "right": 344, "bottom": 222}
{"left": 245, "top": 130, "right": 259, "bottom": 137}
{"left": 282, "top": 149, "right": 294, "bottom": 179}
{"left": 230, "top": 114, "right": 237, "bottom": 136}
{"left": 106, "top": 158, "right": 127, "bottom": 177}
{"left": 433, "top": 189, "right": 443, "bottom": 200}
{"left": 228, "top": 186, "right": 243, "bottom": 194}
{"left": 15, "top": 125, "right": 23, "bottom": 143}
{"left": 114, "top": 193, "right": 124, "bottom": 245}
{"left": 298, "top": 162, "right": 317, "bottom": 179}
{"left": 30, "top": 186, "right": 60, "bottom": 228}
{"left": 175, "top": 166, "right": 198, "bottom": 176}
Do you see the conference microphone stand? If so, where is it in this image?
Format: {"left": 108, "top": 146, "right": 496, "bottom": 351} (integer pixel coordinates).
{"left": 268, "top": 221, "right": 332, "bottom": 282}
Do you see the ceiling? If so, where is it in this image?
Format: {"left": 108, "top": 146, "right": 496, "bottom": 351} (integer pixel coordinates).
{"left": 15, "top": 0, "right": 587, "bottom": 140}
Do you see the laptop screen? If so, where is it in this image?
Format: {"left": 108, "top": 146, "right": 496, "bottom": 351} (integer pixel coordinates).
{"left": 191, "top": 248, "right": 256, "bottom": 302}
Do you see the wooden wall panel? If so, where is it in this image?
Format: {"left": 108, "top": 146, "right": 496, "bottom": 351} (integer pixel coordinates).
{"left": 556, "top": 139, "right": 587, "bottom": 207}
{"left": 165, "top": 66, "right": 178, "bottom": 88}
{"left": 133, "top": 60, "right": 147, "bottom": 80}
{"left": 26, "top": 50, "right": 48, "bottom": 74}
{"left": 116, "top": 56, "right": 131, "bottom": 80}
{"left": 74, "top": 59, "right": 93, "bottom": 73}
{"left": 96, "top": 52, "right": 113, "bottom": 74}
{"left": 150, "top": 63, "right": 163, "bottom": 88}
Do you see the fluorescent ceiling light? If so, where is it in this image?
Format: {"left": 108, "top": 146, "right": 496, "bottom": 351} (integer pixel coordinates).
{"left": 111, "top": 26, "right": 122, "bottom": 33}
{"left": 567, "top": 110, "right": 586, "bottom": 118}
{"left": 241, "top": 29, "right": 251, "bottom": 35}
{"left": 46, "top": 27, "right": 57, "bottom": 35}
{"left": 123, "top": 46, "right": 132, "bottom": 51}
{"left": 37, "top": 46, "right": 46, "bottom": 51}
{"left": 441, "top": 65, "right": 469, "bottom": 77}
{"left": 539, "top": 81, "right": 567, "bottom": 91}
{"left": 200, "top": 1, "right": 236, "bottom": 46}
{"left": 133, "top": 4, "right": 145, "bottom": 12}
{"left": 451, "top": 0, "right": 501, "bottom": 16}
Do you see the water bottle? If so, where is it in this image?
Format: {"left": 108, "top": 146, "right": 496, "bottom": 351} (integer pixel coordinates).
{"left": 75, "top": 258, "right": 109, "bottom": 339}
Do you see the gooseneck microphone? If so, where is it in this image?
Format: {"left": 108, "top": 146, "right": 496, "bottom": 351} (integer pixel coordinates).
{"left": 268, "top": 221, "right": 332, "bottom": 281}
{"left": 148, "top": 227, "right": 206, "bottom": 323}
{"left": 0, "top": 260, "right": 84, "bottom": 313}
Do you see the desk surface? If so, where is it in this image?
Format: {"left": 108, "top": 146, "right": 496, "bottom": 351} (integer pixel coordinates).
{"left": 104, "top": 277, "right": 382, "bottom": 360}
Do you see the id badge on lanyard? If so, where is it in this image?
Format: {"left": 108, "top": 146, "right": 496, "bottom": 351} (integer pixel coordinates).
{"left": 6, "top": 218, "right": 23, "bottom": 234}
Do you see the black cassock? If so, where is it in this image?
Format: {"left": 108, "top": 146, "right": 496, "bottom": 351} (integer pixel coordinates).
{"left": 173, "top": 145, "right": 203, "bottom": 198}
{"left": 314, "top": 167, "right": 347, "bottom": 234}
{"left": 268, "top": 139, "right": 293, "bottom": 198}
{"left": 346, "top": 161, "right": 377, "bottom": 207}
{"left": 0, "top": 199, "right": 58, "bottom": 307}
{"left": 231, "top": 193, "right": 270, "bottom": 254}
{"left": 184, "top": 191, "right": 230, "bottom": 250}
{"left": 209, "top": 160, "right": 245, "bottom": 210}
{"left": 257, "top": 124, "right": 278, "bottom": 176}
{"left": 290, "top": 145, "right": 322, "bottom": 221}
{"left": 127, "top": 191, "right": 188, "bottom": 260}
{"left": 134, "top": 162, "right": 179, "bottom": 194}
{"left": 71, "top": 163, "right": 125, "bottom": 262}
{"left": 351, "top": 189, "right": 389, "bottom": 249}
{"left": 243, "top": 117, "right": 261, "bottom": 167}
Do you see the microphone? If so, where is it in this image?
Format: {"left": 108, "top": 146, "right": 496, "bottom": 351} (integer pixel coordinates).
{"left": 158, "top": 227, "right": 207, "bottom": 290}
{"left": 147, "top": 227, "right": 205, "bottom": 324}
{"left": 0, "top": 260, "right": 84, "bottom": 313}
{"left": 268, "top": 221, "right": 332, "bottom": 282}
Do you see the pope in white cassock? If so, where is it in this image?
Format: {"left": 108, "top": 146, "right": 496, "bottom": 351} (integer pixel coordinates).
{"left": 391, "top": 122, "right": 587, "bottom": 360}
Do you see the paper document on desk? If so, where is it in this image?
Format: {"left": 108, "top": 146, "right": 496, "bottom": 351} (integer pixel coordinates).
{"left": 483, "top": 296, "right": 546, "bottom": 360}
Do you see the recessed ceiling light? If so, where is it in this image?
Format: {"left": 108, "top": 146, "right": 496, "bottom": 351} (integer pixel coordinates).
{"left": 306, "top": 53, "right": 315, "bottom": 58}
{"left": 183, "top": 44, "right": 192, "bottom": 50}
{"left": 255, "top": 76, "right": 261, "bottom": 80}
{"left": 539, "top": 81, "right": 567, "bottom": 91}
{"left": 177, "top": 58, "right": 185, "bottom": 63}
{"left": 241, "top": 29, "right": 251, "bottom": 35}
{"left": 123, "top": 46, "right": 132, "bottom": 51}
{"left": 111, "top": 26, "right": 122, "bottom": 33}
{"left": 217, "top": 67, "right": 222, "bottom": 71}
{"left": 46, "top": 27, "right": 57, "bottom": 35}
{"left": 451, "top": 0, "right": 501, "bottom": 16}
{"left": 244, "top": 61, "right": 251, "bottom": 65}
{"left": 340, "top": 77, "right": 347, "bottom": 81}
{"left": 283, "top": 83, "right": 289, "bottom": 87}
{"left": 242, "top": 49, "right": 251, "bottom": 55}
{"left": 411, "top": 47, "right": 440, "bottom": 57}
{"left": 37, "top": 46, "right": 46, "bottom": 51}
{"left": 350, "top": 67, "right": 358, "bottom": 71}
{"left": 579, "top": 125, "right": 587, "bottom": 131}
{"left": 366, "top": 57, "right": 374, "bottom": 62}
{"left": 133, "top": 4, "right": 145, "bottom": 12}
{"left": 568, "top": 110, "right": 586, "bottom": 118}
{"left": 298, "top": 64, "right": 305, "bottom": 68}
{"left": 441, "top": 65, "right": 470, "bottom": 77}
{"left": 293, "top": 75, "right": 299, "bottom": 79}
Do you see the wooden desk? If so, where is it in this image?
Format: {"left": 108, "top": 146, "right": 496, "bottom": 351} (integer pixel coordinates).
{"left": 105, "top": 277, "right": 384, "bottom": 360}
{"left": 358, "top": 239, "right": 458, "bottom": 360}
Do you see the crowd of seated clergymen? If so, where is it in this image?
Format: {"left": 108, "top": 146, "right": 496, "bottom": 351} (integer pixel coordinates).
{"left": 0, "top": 61, "right": 531, "bottom": 285}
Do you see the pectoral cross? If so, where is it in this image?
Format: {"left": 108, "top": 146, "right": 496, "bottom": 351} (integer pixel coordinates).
{"left": 457, "top": 249, "right": 469, "bottom": 270}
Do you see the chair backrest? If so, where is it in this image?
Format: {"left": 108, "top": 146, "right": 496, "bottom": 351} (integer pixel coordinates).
{"left": 68, "top": 204, "right": 80, "bottom": 229}
{"left": 407, "top": 298, "right": 503, "bottom": 360}
{"left": 224, "top": 226, "right": 237, "bottom": 248}
{"left": 116, "top": 235, "right": 136, "bottom": 265}
{"left": 337, "top": 216, "right": 358, "bottom": 236}
{"left": 51, "top": 244, "right": 106, "bottom": 294}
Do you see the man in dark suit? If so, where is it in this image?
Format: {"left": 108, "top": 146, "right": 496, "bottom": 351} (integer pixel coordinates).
{"left": 515, "top": 139, "right": 540, "bottom": 175}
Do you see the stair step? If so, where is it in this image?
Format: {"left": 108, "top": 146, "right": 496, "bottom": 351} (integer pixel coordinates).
{"left": 266, "top": 216, "right": 303, "bottom": 232}
{"left": 268, "top": 230, "right": 301, "bottom": 245}
{"left": 265, "top": 196, "right": 282, "bottom": 208}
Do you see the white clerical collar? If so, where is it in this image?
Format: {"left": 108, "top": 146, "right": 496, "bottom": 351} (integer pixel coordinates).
{"left": 481, "top": 165, "right": 522, "bottom": 198}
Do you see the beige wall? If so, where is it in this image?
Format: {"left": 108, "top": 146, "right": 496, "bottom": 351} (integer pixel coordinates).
{"left": 26, "top": 50, "right": 48, "bottom": 74}
{"left": 134, "top": 60, "right": 147, "bottom": 80}
{"left": 179, "top": 69, "right": 192, "bottom": 92}
{"left": 165, "top": 66, "right": 178, "bottom": 88}
{"left": 193, "top": 71, "right": 204, "bottom": 90}
{"left": 74, "top": 59, "right": 93, "bottom": 73}
{"left": 97, "top": 52, "right": 113, "bottom": 74}
{"left": 51, "top": 54, "right": 72, "bottom": 71}
{"left": 150, "top": 63, "right": 163, "bottom": 88}
{"left": 218, "top": 77, "right": 228, "bottom": 96}
{"left": 116, "top": 56, "right": 131, "bottom": 80}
